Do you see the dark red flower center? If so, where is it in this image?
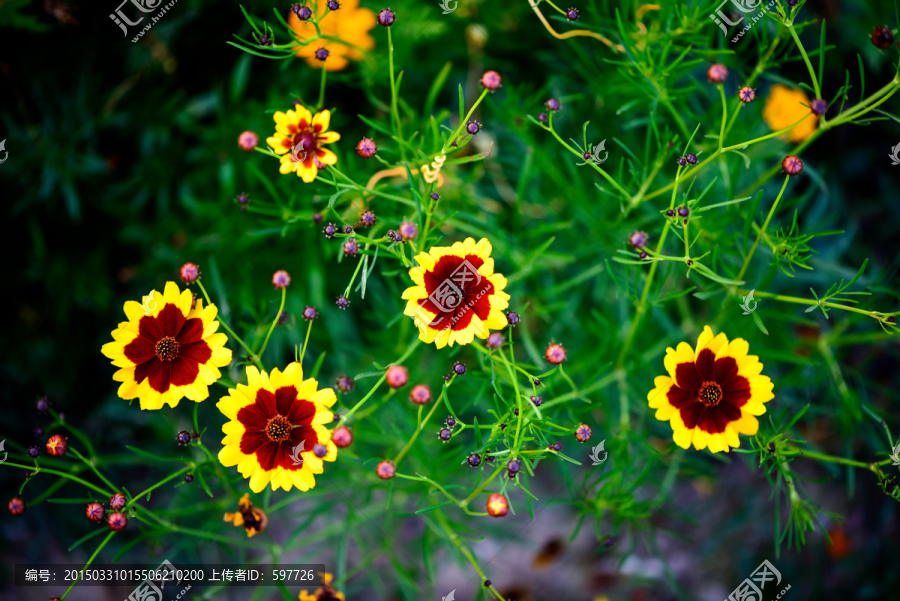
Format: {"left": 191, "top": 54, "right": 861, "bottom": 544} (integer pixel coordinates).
{"left": 237, "top": 386, "right": 319, "bottom": 472}
{"left": 291, "top": 131, "right": 318, "bottom": 160}
{"left": 419, "top": 254, "right": 495, "bottom": 332}
{"left": 665, "top": 347, "right": 753, "bottom": 434}
{"left": 122, "top": 303, "right": 213, "bottom": 394}
{"left": 155, "top": 336, "right": 180, "bottom": 361}
{"left": 698, "top": 381, "right": 722, "bottom": 406}
{"left": 265, "top": 415, "right": 293, "bottom": 443}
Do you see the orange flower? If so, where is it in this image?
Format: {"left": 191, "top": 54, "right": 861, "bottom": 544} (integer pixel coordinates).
{"left": 762, "top": 84, "right": 817, "bottom": 143}
{"left": 288, "top": 0, "right": 376, "bottom": 72}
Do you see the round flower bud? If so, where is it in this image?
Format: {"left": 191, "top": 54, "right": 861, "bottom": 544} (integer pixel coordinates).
{"left": 376, "top": 460, "right": 396, "bottom": 480}
{"left": 8, "top": 497, "right": 26, "bottom": 516}
{"left": 629, "top": 231, "right": 648, "bottom": 249}
{"left": 566, "top": 7, "right": 579, "bottom": 21}
{"left": 486, "top": 493, "right": 509, "bottom": 517}
{"left": 676, "top": 156, "right": 688, "bottom": 167}
{"left": 237, "top": 192, "right": 250, "bottom": 212}
{"left": 377, "top": 8, "right": 395, "bottom": 27}
{"left": 537, "top": 112, "right": 548, "bottom": 123}
{"left": 176, "top": 430, "right": 191, "bottom": 446}
{"left": 356, "top": 138, "right": 377, "bottom": 158}
{"left": 575, "top": 423, "right": 592, "bottom": 442}
{"left": 738, "top": 87, "right": 756, "bottom": 103}
{"left": 486, "top": 331, "right": 504, "bottom": 349}
{"left": 445, "top": 416, "right": 457, "bottom": 427}
{"left": 109, "top": 493, "right": 127, "bottom": 511}
{"left": 481, "top": 70, "right": 502, "bottom": 91}
{"left": 35, "top": 396, "right": 50, "bottom": 414}
{"left": 583, "top": 151, "right": 592, "bottom": 160}
{"left": 452, "top": 361, "right": 466, "bottom": 376}
{"left": 46, "top": 434, "right": 68, "bottom": 457}
{"left": 336, "top": 376, "right": 354, "bottom": 393}
{"left": 781, "top": 155, "right": 803, "bottom": 176}
{"left": 107, "top": 511, "right": 128, "bottom": 531}
{"left": 303, "top": 306, "right": 318, "bottom": 320}
{"left": 685, "top": 153, "right": 698, "bottom": 165}
{"left": 640, "top": 251, "right": 648, "bottom": 260}
{"left": 409, "top": 384, "right": 432, "bottom": 405}
{"left": 467, "top": 453, "right": 481, "bottom": 467}
{"left": 85, "top": 502, "right": 105, "bottom": 522}
{"left": 666, "top": 209, "right": 675, "bottom": 217}
{"left": 335, "top": 296, "right": 350, "bottom": 310}
{"left": 553, "top": 442, "right": 562, "bottom": 451}
{"left": 297, "top": 5, "right": 313, "bottom": 20}
{"left": 314, "top": 47, "right": 329, "bottom": 61}
{"left": 343, "top": 238, "right": 359, "bottom": 257}
{"left": 507, "top": 311, "right": 520, "bottom": 326}
{"left": 184, "top": 474, "right": 193, "bottom": 483}
{"left": 544, "top": 342, "right": 567, "bottom": 365}
{"left": 327, "top": 0, "right": 340, "bottom": 9}
{"left": 678, "top": 206, "right": 689, "bottom": 217}
{"left": 507, "top": 459, "right": 520, "bottom": 474}
{"left": 399, "top": 221, "right": 418, "bottom": 240}
{"left": 871, "top": 25, "right": 894, "bottom": 49}
{"left": 533, "top": 378, "right": 541, "bottom": 387}
{"left": 530, "top": 395, "right": 542, "bottom": 407}
{"left": 466, "top": 120, "right": 482, "bottom": 135}
{"left": 27, "top": 445, "right": 40, "bottom": 458}
{"left": 810, "top": 98, "right": 827, "bottom": 116}
{"left": 238, "top": 131, "right": 259, "bottom": 151}
{"left": 438, "top": 428, "right": 452, "bottom": 443}
{"left": 179, "top": 263, "right": 200, "bottom": 284}
{"left": 361, "top": 210, "right": 376, "bottom": 227}
{"left": 313, "top": 443, "right": 328, "bottom": 458}
{"left": 272, "top": 270, "right": 291, "bottom": 289}
{"left": 258, "top": 36, "right": 271, "bottom": 46}
{"left": 386, "top": 365, "right": 409, "bottom": 389}
{"left": 313, "top": 212, "right": 323, "bottom": 224}
{"left": 545, "top": 98, "right": 561, "bottom": 111}
{"left": 430, "top": 192, "right": 440, "bottom": 201}
{"left": 332, "top": 426, "right": 353, "bottom": 448}
{"left": 323, "top": 223, "right": 337, "bottom": 238}
{"left": 707, "top": 63, "right": 728, "bottom": 84}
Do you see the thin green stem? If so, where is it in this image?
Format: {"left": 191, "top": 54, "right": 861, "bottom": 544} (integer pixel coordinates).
{"left": 196, "top": 280, "right": 258, "bottom": 364}
{"left": 737, "top": 174, "right": 790, "bottom": 281}
{"left": 317, "top": 63, "right": 327, "bottom": 110}
{"left": 387, "top": 27, "right": 406, "bottom": 163}
{"left": 339, "top": 336, "right": 421, "bottom": 424}
{"left": 60, "top": 531, "right": 116, "bottom": 600}
{"left": 68, "top": 447, "right": 118, "bottom": 495}
{"left": 393, "top": 391, "right": 442, "bottom": 466}
{"left": 786, "top": 23, "right": 821, "bottom": 99}
{"left": 125, "top": 465, "right": 194, "bottom": 508}
{"left": 442, "top": 88, "right": 489, "bottom": 154}
{"left": 257, "top": 287, "right": 286, "bottom": 361}
{"left": 1, "top": 461, "right": 113, "bottom": 497}
{"left": 717, "top": 84, "right": 727, "bottom": 151}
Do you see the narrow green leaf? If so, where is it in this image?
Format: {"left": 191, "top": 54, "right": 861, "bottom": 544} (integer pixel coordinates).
{"left": 751, "top": 310, "right": 769, "bottom": 335}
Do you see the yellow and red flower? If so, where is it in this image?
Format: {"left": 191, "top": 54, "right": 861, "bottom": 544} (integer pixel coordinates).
{"left": 401, "top": 237, "right": 510, "bottom": 348}
{"left": 101, "top": 282, "right": 232, "bottom": 410}
{"left": 299, "top": 572, "right": 345, "bottom": 601}
{"left": 288, "top": 0, "right": 376, "bottom": 72}
{"left": 217, "top": 363, "right": 338, "bottom": 493}
{"left": 266, "top": 105, "right": 340, "bottom": 182}
{"left": 763, "top": 84, "right": 817, "bottom": 143}
{"left": 223, "top": 493, "right": 268, "bottom": 538}
{"left": 647, "top": 326, "right": 774, "bottom": 453}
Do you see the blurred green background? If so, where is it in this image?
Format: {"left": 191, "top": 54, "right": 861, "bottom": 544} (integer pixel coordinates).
{"left": 2, "top": 0, "right": 899, "bottom": 599}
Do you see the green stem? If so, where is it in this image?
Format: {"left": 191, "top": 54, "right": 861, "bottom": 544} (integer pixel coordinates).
{"left": 339, "top": 337, "right": 421, "bottom": 424}
{"left": 442, "top": 88, "right": 489, "bottom": 154}
{"left": 196, "top": 280, "right": 259, "bottom": 365}
{"left": 717, "top": 84, "right": 727, "bottom": 151}
{"left": 317, "top": 63, "right": 327, "bottom": 110}
{"left": 125, "top": 465, "right": 194, "bottom": 508}
{"left": 60, "top": 531, "right": 116, "bottom": 600}
{"left": 1, "top": 461, "right": 113, "bottom": 497}
{"left": 387, "top": 27, "right": 406, "bottom": 163}
{"left": 68, "top": 447, "right": 118, "bottom": 496}
{"left": 737, "top": 174, "right": 790, "bottom": 281}
{"left": 786, "top": 23, "right": 821, "bottom": 99}
{"left": 257, "top": 287, "right": 286, "bottom": 360}
{"left": 393, "top": 391, "right": 442, "bottom": 466}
